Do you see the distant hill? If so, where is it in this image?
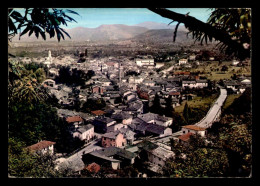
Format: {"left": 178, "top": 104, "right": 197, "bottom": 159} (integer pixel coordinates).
{"left": 13, "top": 24, "right": 149, "bottom": 42}
{"left": 12, "top": 22, "right": 193, "bottom": 43}
{"left": 134, "top": 21, "right": 188, "bottom": 31}
{"left": 134, "top": 21, "right": 175, "bottom": 30}
{"left": 132, "top": 29, "right": 193, "bottom": 43}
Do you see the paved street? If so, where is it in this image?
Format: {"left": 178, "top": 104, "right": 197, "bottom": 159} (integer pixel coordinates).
{"left": 171, "top": 89, "right": 227, "bottom": 138}
{"left": 195, "top": 89, "right": 227, "bottom": 128}
{"left": 55, "top": 138, "right": 103, "bottom": 171}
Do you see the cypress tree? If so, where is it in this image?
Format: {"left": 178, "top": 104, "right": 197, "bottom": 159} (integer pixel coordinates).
{"left": 165, "top": 95, "right": 174, "bottom": 117}
{"left": 150, "top": 93, "right": 162, "bottom": 115}
{"left": 183, "top": 102, "right": 191, "bottom": 124}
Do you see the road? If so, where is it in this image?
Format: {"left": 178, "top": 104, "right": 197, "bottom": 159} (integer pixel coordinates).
{"left": 195, "top": 88, "right": 227, "bottom": 128}
{"left": 55, "top": 138, "right": 103, "bottom": 171}
{"left": 171, "top": 88, "right": 227, "bottom": 138}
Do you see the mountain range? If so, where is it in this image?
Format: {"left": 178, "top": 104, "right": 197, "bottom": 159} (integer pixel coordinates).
{"left": 12, "top": 21, "right": 189, "bottom": 42}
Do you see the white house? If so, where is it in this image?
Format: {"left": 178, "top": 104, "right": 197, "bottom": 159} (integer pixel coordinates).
{"left": 179, "top": 58, "right": 188, "bottom": 65}
{"left": 182, "top": 80, "right": 197, "bottom": 89}
{"left": 137, "top": 113, "right": 173, "bottom": 127}
{"left": 209, "top": 57, "right": 215, "bottom": 61}
{"left": 182, "top": 80, "right": 208, "bottom": 89}
{"left": 135, "top": 58, "right": 155, "bottom": 67}
{"left": 27, "top": 140, "right": 56, "bottom": 155}
{"left": 241, "top": 79, "right": 251, "bottom": 85}
{"left": 232, "top": 60, "right": 240, "bottom": 66}
{"left": 189, "top": 54, "right": 196, "bottom": 61}
{"left": 196, "top": 79, "right": 208, "bottom": 88}
{"left": 147, "top": 146, "right": 175, "bottom": 167}
{"left": 73, "top": 124, "right": 95, "bottom": 142}
{"left": 181, "top": 125, "right": 207, "bottom": 137}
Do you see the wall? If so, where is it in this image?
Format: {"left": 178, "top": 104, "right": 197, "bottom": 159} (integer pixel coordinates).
{"left": 111, "top": 162, "right": 120, "bottom": 170}
{"left": 147, "top": 152, "right": 166, "bottom": 167}
{"left": 123, "top": 118, "right": 132, "bottom": 125}
{"left": 115, "top": 133, "right": 126, "bottom": 147}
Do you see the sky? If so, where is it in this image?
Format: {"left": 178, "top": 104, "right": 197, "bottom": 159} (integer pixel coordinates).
{"left": 66, "top": 8, "right": 212, "bottom": 28}
{"left": 14, "top": 8, "right": 212, "bottom": 29}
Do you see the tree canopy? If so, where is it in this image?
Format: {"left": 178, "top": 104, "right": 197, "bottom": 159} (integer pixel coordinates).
{"left": 8, "top": 8, "right": 79, "bottom": 42}
{"left": 148, "top": 8, "right": 251, "bottom": 60}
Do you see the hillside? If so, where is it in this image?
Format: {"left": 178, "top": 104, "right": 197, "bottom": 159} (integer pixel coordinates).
{"left": 134, "top": 21, "right": 175, "bottom": 30}
{"left": 13, "top": 24, "right": 149, "bottom": 42}
{"left": 12, "top": 22, "right": 208, "bottom": 44}
{"left": 134, "top": 22, "right": 188, "bottom": 31}
{"left": 132, "top": 29, "right": 192, "bottom": 43}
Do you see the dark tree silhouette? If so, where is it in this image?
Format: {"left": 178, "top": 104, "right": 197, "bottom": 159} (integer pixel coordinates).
{"left": 148, "top": 8, "right": 251, "bottom": 60}
{"left": 8, "top": 8, "right": 79, "bottom": 42}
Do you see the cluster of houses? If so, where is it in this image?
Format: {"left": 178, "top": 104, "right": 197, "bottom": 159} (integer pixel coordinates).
{"left": 25, "top": 54, "right": 212, "bottom": 175}
{"left": 23, "top": 52, "right": 251, "bottom": 177}
{"left": 222, "top": 75, "right": 251, "bottom": 94}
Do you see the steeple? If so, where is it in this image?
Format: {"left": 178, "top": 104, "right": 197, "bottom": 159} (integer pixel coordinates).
{"left": 48, "top": 50, "right": 52, "bottom": 63}
{"left": 118, "top": 62, "right": 123, "bottom": 88}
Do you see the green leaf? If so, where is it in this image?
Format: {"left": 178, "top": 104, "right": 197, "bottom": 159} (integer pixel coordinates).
{"left": 59, "top": 28, "right": 71, "bottom": 39}
{"left": 66, "top": 9, "right": 80, "bottom": 16}
{"left": 39, "top": 31, "right": 46, "bottom": 40}
{"left": 19, "top": 24, "right": 32, "bottom": 38}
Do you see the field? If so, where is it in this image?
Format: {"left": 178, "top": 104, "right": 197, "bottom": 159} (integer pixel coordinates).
{"left": 222, "top": 94, "right": 241, "bottom": 110}
{"left": 174, "top": 94, "right": 219, "bottom": 114}
{"left": 190, "top": 61, "right": 251, "bottom": 81}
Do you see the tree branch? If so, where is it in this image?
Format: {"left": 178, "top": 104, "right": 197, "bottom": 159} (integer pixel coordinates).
{"left": 148, "top": 8, "right": 250, "bottom": 59}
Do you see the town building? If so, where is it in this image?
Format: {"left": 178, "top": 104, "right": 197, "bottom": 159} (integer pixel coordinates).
{"left": 82, "top": 147, "right": 137, "bottom": 170}
{"left": 101, "top": 131, "right": 127, "bottom": 148}
{"left": 181, "top": 125, "right": 207, "bottom": 137}
{"left": 182, "top": 79, "right": 208, "bottom": 89}
{"left": 137, "top": 113, "right": 173, "bottom": 127}
{"left": 178, "top": 58, "right": 188, "bottom": 65}
{"left": 72, "top": 124, "right": 95, "bottom": 142}
{"left": 135, "top": 58, "right": 155, "bottom": 67}
{"left": 66, "top": 115, "right": 84, "bottom": 129}
{"left": 93, "top": 116, "right": 116, "bottom": 133}
{"left": 26, "top": 140, "right": 56, "bottom": 155}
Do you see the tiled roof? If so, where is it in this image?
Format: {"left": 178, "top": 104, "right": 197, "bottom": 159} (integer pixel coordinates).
{"left": 138, "top": 113, "right": 171, "bottom": 123}
{"left": 182, "top": 125, "right": 206, "bottom": 131}
{"left": 111, "top": 112, "right": 132, "bottom": 120}
{"left": 174, "top": 71, "right": 190, "bottom": 75}
{"left": 91, "top": 110, "right": 106, "bottom": 116}
{"left": 94, "top": 116, "right": 115, "bottom": 124}
{"left": 182, "top": 80, "right": 196, "bottom": 84}
{"left": 96, "top": 146, "right": 136, "bottom": 160}
{"left": 168, "top": 91, "right": 180, "bottom": 96}
{"left": 196, "top": 79, "right": 208, "bottom": 83}
{"left": 146, "top": 124, "right": 166, "bottom": 135}
{"left": 150, "top": 146, "right": 174, "bottom": 160}
{"left": 85, "top": 162, "right": 101, "bottom": 173}
{"left": 102, "top": 131, "right": 122, "bottom": 139}
{"left": 27, "top": 140, "right": 56, "bottom": 151}
{"left": 178, "top": 132, "right": 193, "bottom": 142}
{"left": 66, "top": 115, "right": 83, "bottom": 123}
{"left": 76, "top": 124, "right": 94, "bottom": 134}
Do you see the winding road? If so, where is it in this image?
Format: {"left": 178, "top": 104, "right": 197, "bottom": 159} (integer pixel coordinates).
{"left": 195, "top": 88, "right": 227, "bottom": 128}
